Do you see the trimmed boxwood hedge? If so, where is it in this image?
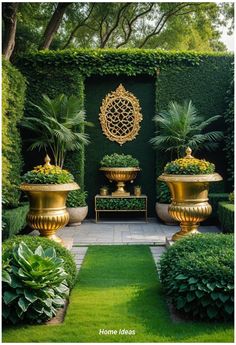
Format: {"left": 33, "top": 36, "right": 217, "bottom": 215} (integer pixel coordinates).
{"left": 2, "top": 59, "right": 26, "bottom": 207}
{"left": 2, "top": 203, "right": 29, "bottom": 240}
{"left": 208, "top": 193, "right": 229, "bottom": 222}
{"left": 3, "top": 236, "right": 77, "bottom": 289}
{"left": 159, "top": 234, "right": 234, "bottom": 321}
{"left": 218, "top": 202, "right": 234, "bottom": 233}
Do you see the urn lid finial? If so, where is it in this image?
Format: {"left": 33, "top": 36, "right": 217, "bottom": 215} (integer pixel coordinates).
{"left": 185, "top": 147, "right": 193, "bottom": 159}
{"left": 44, "top": 154, "right": 51, "bottom": 166}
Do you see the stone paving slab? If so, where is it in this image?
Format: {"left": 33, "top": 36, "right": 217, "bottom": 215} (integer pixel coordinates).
{"left": 30, "top": 220, "right": 220, "bottom": 245}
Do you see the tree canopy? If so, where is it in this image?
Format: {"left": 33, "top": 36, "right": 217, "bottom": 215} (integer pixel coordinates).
{"left": 2, "top": 2, "right": 234, "bottom": 60}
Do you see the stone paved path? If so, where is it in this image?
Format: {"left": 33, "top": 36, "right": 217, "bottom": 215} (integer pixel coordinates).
{"left": 56, "top": 219, "right": 220, "bottom": 245}
{"left": 150, "top": 246, "right": 166, "bottom": 276}
{"left": 70, "top": 246, "right": 88, "bottom": 270}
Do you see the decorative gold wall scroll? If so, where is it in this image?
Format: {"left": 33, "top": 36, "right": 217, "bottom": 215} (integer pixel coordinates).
{"left": 99, "top": 84, "right": 143, "bottom": 145}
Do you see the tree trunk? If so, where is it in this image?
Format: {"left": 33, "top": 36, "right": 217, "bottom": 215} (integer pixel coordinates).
{"left": 2, "top": 3, "right": 19, "bottom": 60}
{"left": 39, "top": 2, "right": 71, "bottom": 50}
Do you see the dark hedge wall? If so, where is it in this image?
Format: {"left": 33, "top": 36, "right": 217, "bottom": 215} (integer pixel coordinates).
{"left": 17, "top": 49, "right": 233, "bottom": 215}
{"left": 2, "top": 59, "right": 26, "bottom": 207}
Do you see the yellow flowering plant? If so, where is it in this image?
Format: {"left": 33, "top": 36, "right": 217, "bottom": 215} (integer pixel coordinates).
{"left": 22, "top": 164, "right": 74, "bottom": 184}
{"left": 164, "top": 157, "right": 215, "bottom": 175}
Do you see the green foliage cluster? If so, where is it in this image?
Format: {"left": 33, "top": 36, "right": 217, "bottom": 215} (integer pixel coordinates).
{"left": 157, "top": 182, "right": 171, "bottom": 204}
{"left": 223, "top": 67, "right": 234, "bottom": 188}
{"left": 96, "top": 198, "right": 146, "bottom": 210}
{"left": 2, "top": 203, "right": 29, "bottom": 240}
{"left": 100, "top": 153, "right": 139, "bottom": 168}
{"left": 2, "top": 242, "right": 69, "bottom": 324}
{"left": 218, "top": 202, "right": 234, "bottom": 233}
{"left": 164, "top": 158, "right": 215, "bottom": 175}
{"left": 3, "top": 236, "right": 77, "bottom": 289}
{"left": 22, "top": 165, "right": 74, "bottom": 184}
{"left": 66, "top": 190, "right": 88, "bottom": 208}
{"left": 159, "top": 234, "right": 234, "bottom": 321}
{"left": 2, "top": 59, "right": 26, "bottom": 207}
{"left": 208, "top": 193, "right": 229, "bottom": 221}
{"left": 17, "top": 49, "right": 231, "bottom": 76}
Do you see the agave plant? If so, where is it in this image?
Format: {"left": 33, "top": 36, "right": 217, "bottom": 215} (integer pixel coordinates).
{"left": 21, "top": 94, "right": 93, "bottom": 167}
{"left": 2, "top": 242, "right": 69, "bottom": 324}
{"left": 150, "top": 100, "right": 223, "bottom": 158}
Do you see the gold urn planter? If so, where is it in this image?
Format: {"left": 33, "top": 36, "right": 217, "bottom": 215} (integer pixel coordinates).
{"left": 20, "top": 182, "right": 79, "bottom": 243}
{"left": 100, "top": 167, "right": 140, "bottom": 196}
{"left": 158, "top": 148, "right": 222, "bottom": 241}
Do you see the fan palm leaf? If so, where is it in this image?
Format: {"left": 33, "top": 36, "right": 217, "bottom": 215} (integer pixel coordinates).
{"left": 150, "top": 100, "right": 223, "bottom": 158}
{"left": 21, "top": 94, "right": 93, "bottom": 167}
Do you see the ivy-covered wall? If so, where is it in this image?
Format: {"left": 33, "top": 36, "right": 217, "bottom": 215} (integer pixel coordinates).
{"left": 17, "top": 49, "right": 233, "bottom": 215}
{"left": 2, "top": 59, "right": 26, "bottom": 207}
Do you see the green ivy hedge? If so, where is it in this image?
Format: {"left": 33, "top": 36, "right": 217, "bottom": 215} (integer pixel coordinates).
{"left": 2, "top": 59, "right": 26, "bottom": 207}
{"left": 160, "top": 234, "right": 234, "bottom": 321}
{"left": 16, "top": 49, "right": 233, "bottom": 201}
{"left": 218, "top": 201, "right": 234, "bottom": 233}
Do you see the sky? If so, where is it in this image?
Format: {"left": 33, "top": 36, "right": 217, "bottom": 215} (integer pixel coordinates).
{"left": 221, "top": 27, "right": 234, "bottom": 51}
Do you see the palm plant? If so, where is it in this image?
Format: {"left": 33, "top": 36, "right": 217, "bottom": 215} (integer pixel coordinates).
{"left": 21, "top": 94, "right": 93, "bottom": 167}
{"left": 150, "top": 100, "right": 223, "bottom": 158}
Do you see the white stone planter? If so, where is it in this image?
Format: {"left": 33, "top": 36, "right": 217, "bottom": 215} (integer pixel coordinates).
{"left": 67, "top": 206, "right": 88, "bottom": 226}
{"left": 155, "top": 202, "right": 177, "bottom": 225}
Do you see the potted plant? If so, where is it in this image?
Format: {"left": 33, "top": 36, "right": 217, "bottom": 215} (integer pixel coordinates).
{"left": 66, "top": 190, "right": 88, "bottom": 226}
{"left": 100, "top": 153, "right": 140, "bottom": 196}
{"left": 21, "top": 94, "right": 92, "bottom": 167}
{"left": 158, "top": 147, "right": 222, "bottom": 241}
{"left": 150, "top": 100, "right": 223, "bottom": 158}
{"left": 155, "top": 182, "right": 177, "bottom": 225}
{"left": 20, "top": 155, "right": 79, "bottom": 243}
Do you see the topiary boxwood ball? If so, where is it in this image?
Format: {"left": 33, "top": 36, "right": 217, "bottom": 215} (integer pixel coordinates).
{"left": 159, "top": 233, "right": 234, "bottom": 321}
{"left": 3, "top": 235, "right": 77, "bottom": 289}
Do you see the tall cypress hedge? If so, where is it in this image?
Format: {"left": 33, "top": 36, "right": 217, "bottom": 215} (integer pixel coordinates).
{"left": 2, "top": 59, "right": 26, "bottom": 207}
{"left": 223, "top": 65, "right": 234, "bottom": 190}
{"left": 16, "top": 49, "right": 233, "bottom": 202}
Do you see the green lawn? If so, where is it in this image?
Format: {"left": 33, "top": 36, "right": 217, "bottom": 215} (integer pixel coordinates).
{"left": 3, "top": 246, "right": 234, "bottom": 343}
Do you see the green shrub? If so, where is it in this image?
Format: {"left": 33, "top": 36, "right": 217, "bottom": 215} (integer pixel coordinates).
{"left": 2, "top": 59, "right": 26, "bottom": 207}
{"left": 157, "top": 182, "right": 171, "bottom": 204}
{"left": 3, "top": 236, "right": 77, "bottom": 289}
{"left": 2, "top": 203, "right": 29, "bottom": 240}
{"left": 2, "top": 242, "right": 69, "bottom": 324}
{"left": 100, "top": 153, "right": 139, "bottom": 168}
{"left": 159, "top": 234, "right": 234, "bottom": 321}
{"left": 96, "top": 198, "right": 145, "bottom": 210}
{"left": 218, "top": 202, "right": 234, "bottom": 233}
{"left": 208, "top": 193, "right": 229, "bottom": 221}
{"left": 66, "top": 190, "right": 88, "bottom": 207}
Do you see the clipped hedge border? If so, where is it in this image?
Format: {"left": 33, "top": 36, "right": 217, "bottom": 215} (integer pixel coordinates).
{"left": 2, "top": 203, "right": 29, "bottom": 240}
{"left": 96, "top": 197, "right": 146, "bottom": 210}
{"left": 160, "top": 234, "right": 234, "bottom": 321}
{"left": 2, "top": 59, "right": 26, "bottom": 207}
{"left": 3, "top": 235, "right": 77, "bottom": 289}
{"left": 208, "top": 193, "right": 229, "bottom": 221}
{"left": 218, "top": 201, "right": 234, "bottom": 233}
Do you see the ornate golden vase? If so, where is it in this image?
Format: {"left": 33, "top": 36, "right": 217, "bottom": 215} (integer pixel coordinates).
{"left": 158, "top": 150, "right": 222, "bottom": 241}
{"left": 20, "top": 183, "right": 79, "bottom": 243}
{"left": 100, "top": 167, "right": 140, "bottom": 196}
